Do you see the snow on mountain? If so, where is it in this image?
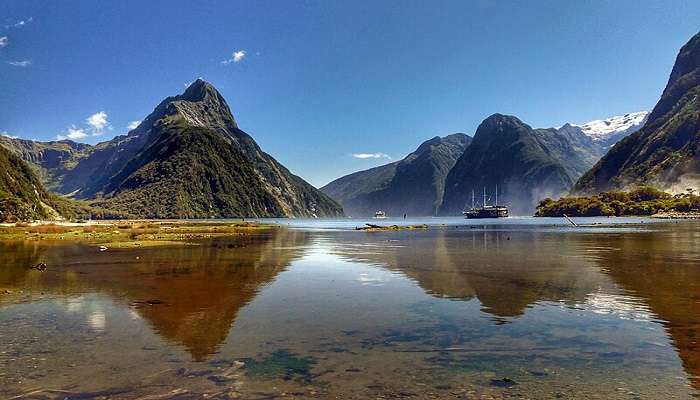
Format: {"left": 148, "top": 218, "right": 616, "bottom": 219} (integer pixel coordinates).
{"left": 572, "top": 111, "right": 649, "bottom": 143}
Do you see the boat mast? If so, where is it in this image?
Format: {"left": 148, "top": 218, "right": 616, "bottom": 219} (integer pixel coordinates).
{"left": 471, "top": 189, "right": 475, "bottom": 209}
{"left": 495, "top": 184, "right": 498, "bottom": 206}
{"left": 483, "top": 187, "right": 486, "bottom": 208}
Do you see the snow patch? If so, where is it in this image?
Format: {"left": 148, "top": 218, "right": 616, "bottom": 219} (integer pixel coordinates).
{"left": 572, "top": 111, "right": 649, "bottom": 142}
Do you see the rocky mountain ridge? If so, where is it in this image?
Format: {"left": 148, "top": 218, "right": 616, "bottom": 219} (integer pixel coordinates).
{"left": 574, "top": 31, "right": 700, "bottom": 194}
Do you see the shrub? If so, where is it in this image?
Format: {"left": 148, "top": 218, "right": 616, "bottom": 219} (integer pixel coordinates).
{"left": 535, "top": 186, "right": 697, "bottom": 217}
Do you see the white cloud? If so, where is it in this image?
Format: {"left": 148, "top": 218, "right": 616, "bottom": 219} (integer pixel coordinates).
{"left": 127, "top": 120, "right": 141, "bottom": 130}
{"left": 1, "top": 131, "right": 18, "bottom": 139}
{"left": 233, "top": 50, "right": 246, "bottom": 62}
{"left": 221, "top": 50, "right": 246, "bottom": 64}
{"left": 0, "top": 37, "right": 7, "bottom": 47}
{"left": 8, "top": 60, "right": 31, "bottom": 67}
{"left": 67, "top": 127, "right": 87, "bottom": 140}
{"left": 57, "top": 127, "right": 87, "bottom": 141}
{"left": 351, "top": 152, "right": 391, "bottom": 159}
{"left": 6, "top": 17, "right": 33, "bottom": 29}
{"left": 86, "top": 111, "right": 109, "bottom": 134}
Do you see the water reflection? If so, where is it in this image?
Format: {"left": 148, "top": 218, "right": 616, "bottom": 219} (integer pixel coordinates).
{"left": 1, "top": 223, "right": 699, "bottom": 398}
{"left": 584, "top": 224, "right": 700, "bottom": 390}
{"left": 327, "top": 224, "right": 700, "bottom": 391}
{"left": 0, "top": 230, "right": 308, "bottom": 360}
{"left": 329, "top": 229, "right": 610, "bottom": 319}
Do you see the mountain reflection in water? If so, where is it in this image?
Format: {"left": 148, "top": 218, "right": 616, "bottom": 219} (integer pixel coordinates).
{"left": 0, "top": 230, "right": 308, "bottom": 361}
{"left": 0, "top": 221, "right": 699, "bottom": 399}
{"left": 328, "top": 224, "right": 700, "bottom": 391}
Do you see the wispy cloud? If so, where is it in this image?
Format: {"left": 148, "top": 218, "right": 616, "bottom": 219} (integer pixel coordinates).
{"left": 351, "top": 152, "right": 391, "bottom": 159}
{"left": 221, "top": 50, "right": 246, "bottom": 65}
{"left": 5, "top": 17, "right": 33, "bottom": 29}
{"left": 0, "top": 37, "right": 8, "bottom": 47}
{"left": 127, "top": 120, "right": 141, "bottom": 130}
{"left": 8, "top": 60, "right": 31, "bottom": 67}
{"left": 57, "top": 126, "right": 87, "bottom": 141}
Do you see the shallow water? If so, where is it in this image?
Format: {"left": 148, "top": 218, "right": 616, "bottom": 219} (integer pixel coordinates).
{"left": 1, "top": 218, "right": 699, "bottom": 399}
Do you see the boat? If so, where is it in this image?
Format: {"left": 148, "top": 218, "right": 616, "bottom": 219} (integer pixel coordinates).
{"left": 374, "top": 210, "right": 387, "bottom": 219}
{"left": 463, "top": 187, "right": 509, "bottom": 219}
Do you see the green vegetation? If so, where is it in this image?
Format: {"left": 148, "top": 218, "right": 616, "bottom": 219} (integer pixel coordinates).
{"left": 0, "top": 221, "right": 275, "bottom": 247}
{"left": 0, "top": 143, "right": 131, "bottom": 222}
{"left": 535, "top": 186, "right": 700, "bottom": 217}
{"left": 0, "top": 145, "right": 52, "bottom": 222}
{"left": 94, "top": 119, "right": 301, "bottom": 218}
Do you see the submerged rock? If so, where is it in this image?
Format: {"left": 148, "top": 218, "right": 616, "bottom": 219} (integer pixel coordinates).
{"left": 490, "top": 377, "right": 518, "bottom": 388}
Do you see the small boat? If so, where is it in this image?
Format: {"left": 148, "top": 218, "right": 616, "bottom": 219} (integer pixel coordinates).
{"left": 463, "top": 187, "right": 509, "bottom": 219}
{"left": 374, "top": 210, "right": 387, "bottom": 219}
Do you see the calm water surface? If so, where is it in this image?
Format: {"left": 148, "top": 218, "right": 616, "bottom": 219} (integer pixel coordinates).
{"left": 1, "top": 218, "right": 699, "bottom": 399}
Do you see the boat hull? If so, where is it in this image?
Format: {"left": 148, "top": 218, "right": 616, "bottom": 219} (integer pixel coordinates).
{"left": 465, "top": 207, "right": 509, "bottom": 219}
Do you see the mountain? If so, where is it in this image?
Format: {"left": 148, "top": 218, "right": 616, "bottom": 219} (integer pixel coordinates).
{"left": 0, "top": 145, "right": 97, "bottom": 222}
{"left": 0, "top": 145, "right": 58, "bottom": 221}
{"left": 0, "top": 136, "right": 91, "bottom": 191}
{"left": 570, "top": 111, "right": 648, "bottom": 148}
{"left": 440, "top": 114, "right": 590, "bottom": 215}
{"left": 321, "top": 133, "right": 471, "bottom": 216}
{"left": 574, "top": 32, "right": 700, "bottom": 194}
{"left": 538, "top": 124, "right": 606, "bottom": 178}
{"left": 1, "top": 80, "right": 343, "bottom": 218}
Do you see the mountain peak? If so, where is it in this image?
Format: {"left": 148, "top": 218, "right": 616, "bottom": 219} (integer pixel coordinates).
{"left": 181, "top": 78, "right": 223, "bottom": 103}
{"left": 164, "top": 79, "right": 239, "bottom": 131}
{"left": 474, "top": 114, "right": 530, "bottom": 142}
{"left": 481, "top": 113, "right": 527, "bottom": 128}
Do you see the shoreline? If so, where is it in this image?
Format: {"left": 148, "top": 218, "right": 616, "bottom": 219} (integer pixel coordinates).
{"left": 0, "top": 220, "right": 277, "bottom": 248}
{"left": 650, "top": 211, "right": 700, "bottom": 219}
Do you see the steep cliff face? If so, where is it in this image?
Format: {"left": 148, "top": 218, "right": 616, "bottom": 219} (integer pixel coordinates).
{"left": 440, "top": 114, "right": 576, "bottom": 215}
{"left": 0, "top": 145, "right": 55, "bottom": 221}
{"left": 574, "top": 32, "right": 700, "bottom": 194}
{"left": 322, "top": 133, "right": 471, "bottom": 216}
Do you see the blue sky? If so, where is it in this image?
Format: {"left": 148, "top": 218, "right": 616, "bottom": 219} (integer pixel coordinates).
{"left": 1, "top": 1, "right": 699, "bottom": 187}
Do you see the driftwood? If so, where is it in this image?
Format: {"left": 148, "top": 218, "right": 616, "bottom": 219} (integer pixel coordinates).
{"left": 355, "top": 224, "right": 428, "bottom": 231}
{"left": 30, "top": 263, "right": 47, "bottom": 272}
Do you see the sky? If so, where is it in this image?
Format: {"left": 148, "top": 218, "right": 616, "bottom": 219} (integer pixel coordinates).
{"left": 1, "top": 1, "right": 700, "bottom": 187}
